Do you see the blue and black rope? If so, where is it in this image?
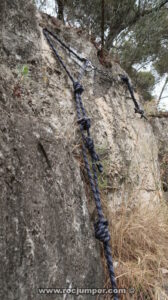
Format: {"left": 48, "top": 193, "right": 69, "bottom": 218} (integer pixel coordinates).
{"left": 120, "top": 75, "right": 147, "bottom": 120}
{"left": 43, "top": 27, "right": 121, "bottom": 299}
{"left": 74, "top": 85, "right": 118, "bottom": 298}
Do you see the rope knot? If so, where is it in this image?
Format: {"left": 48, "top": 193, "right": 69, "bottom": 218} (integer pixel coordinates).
{"left": 94, "top": 218, "right": 110, "bottom": 243}
{"left": 85, "top": 137, "right": 103, "bottom": 172}
{"left": 73, "top": 81, "right": 84, "bottom": 94}
{"left": 85, "top": 137, "right": 94, "bottom": 153}
{"left": 78, "top": 117, "right": 91, "bottom": 130}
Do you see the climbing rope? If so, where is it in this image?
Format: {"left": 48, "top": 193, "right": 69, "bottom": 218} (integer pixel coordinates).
{"left": 43, "top": 28, "right": 119, "bottom": 299}
{"left": 43, "top": 28, "right": 147, "bottom": 119}
{"left": 120, "top": 75, "right": 148, "bottom": 120}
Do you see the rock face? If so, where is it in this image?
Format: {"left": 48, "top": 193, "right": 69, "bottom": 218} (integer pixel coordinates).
{"left": 0, "top": 0, "right": 39, "bottom": 59}
{"left": 0, "top": 114, "right": 103, "bottom": 300}
{"left": 151, "top": 117, "right": 168, "bottom": 200}
{"left": 0, "top": 2, "right": 163, "bottom": 300}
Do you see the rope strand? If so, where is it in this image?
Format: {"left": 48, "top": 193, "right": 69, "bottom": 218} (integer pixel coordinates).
{"left": 40, "top": 28, "right": 149, "bottom": 300}
{"left": 120, "top": 75, "right": 148, "bottom": 120}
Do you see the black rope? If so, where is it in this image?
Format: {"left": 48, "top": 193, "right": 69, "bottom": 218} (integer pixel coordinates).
{"left": 43, "top": 28, "right": 118, "bottom": 299}
{"left": 43, "top": 28, "right": 86, "bottom": 63}
{"left": 74, "top": 85, "right": 118, "bottom": 298}
{"left": 43, "top": 28, "right": 75, "bottom": 83}
{"left": 120, "top": 75, "right": 148, "bottom": 120}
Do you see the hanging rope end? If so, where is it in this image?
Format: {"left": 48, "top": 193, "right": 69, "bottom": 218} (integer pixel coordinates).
{"left": 135, "top": 107, "right": 148, "bottom": 120}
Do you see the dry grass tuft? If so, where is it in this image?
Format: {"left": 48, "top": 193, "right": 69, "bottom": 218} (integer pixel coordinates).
{"left": 100, "top": 200, "right": 168, "bottom": 299}
{"left": 79, "top": 143, "right": 168, "bottom": 299}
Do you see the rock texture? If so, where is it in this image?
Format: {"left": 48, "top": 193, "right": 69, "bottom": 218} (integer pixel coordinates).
{"left": 151, "top": 116, "right": 168, "bottom": 200}
{"left": 0, "top": 3, "right": 104, "bottom": 300}
{"left": 0, "top": 114, "right": 103, "bottom": 300}
{"left": 0, "top": 1, "right": 163, "bottom": 300}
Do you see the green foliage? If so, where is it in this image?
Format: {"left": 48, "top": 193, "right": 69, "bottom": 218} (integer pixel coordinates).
{"left": 119, "top": 8, "right": 168, "bottom": 69}
{"left": 21, "top": 65, "right": 29, "bottom": 76}
{"left": 136, "top": 71, "right": 155, "bottom": 101}
{"left": 137, "top": 71, "right": 155, "bottom": 91}
{"left": 37, "top": 0, "right": 168, "bottom": 101}
{"left": 17, "top": 64, "right": 29, "bottom": 79}
{"left": 64, "top": 0, "right": 168, "bottom": 101}
{"left": 154, "top": 52, "right": 168, "bottom": 76}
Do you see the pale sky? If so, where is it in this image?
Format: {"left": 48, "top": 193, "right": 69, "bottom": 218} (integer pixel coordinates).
{"left": 136, "top": 62, "right": 168, "bottom": 111}
{"left": 153, "top": 76, "right": 168, "bottom": 111}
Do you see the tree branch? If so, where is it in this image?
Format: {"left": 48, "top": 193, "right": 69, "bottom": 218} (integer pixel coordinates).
{"left": 141, "top": 0, "right": 168, "bottom": 16}
{"left": 157, "top": 76, "right": 168, "bottom": 106}
{"left": 105, "top": 0, "right": 168, "bottom": 49}
{"left": 57, "top": 0, "right": 64, "bottom": 22}
{"left": 101, "top": 0, "right": 105, "bottom": 48}
{"left": 160, "top": 95, "right": 168, "bottom": 99}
